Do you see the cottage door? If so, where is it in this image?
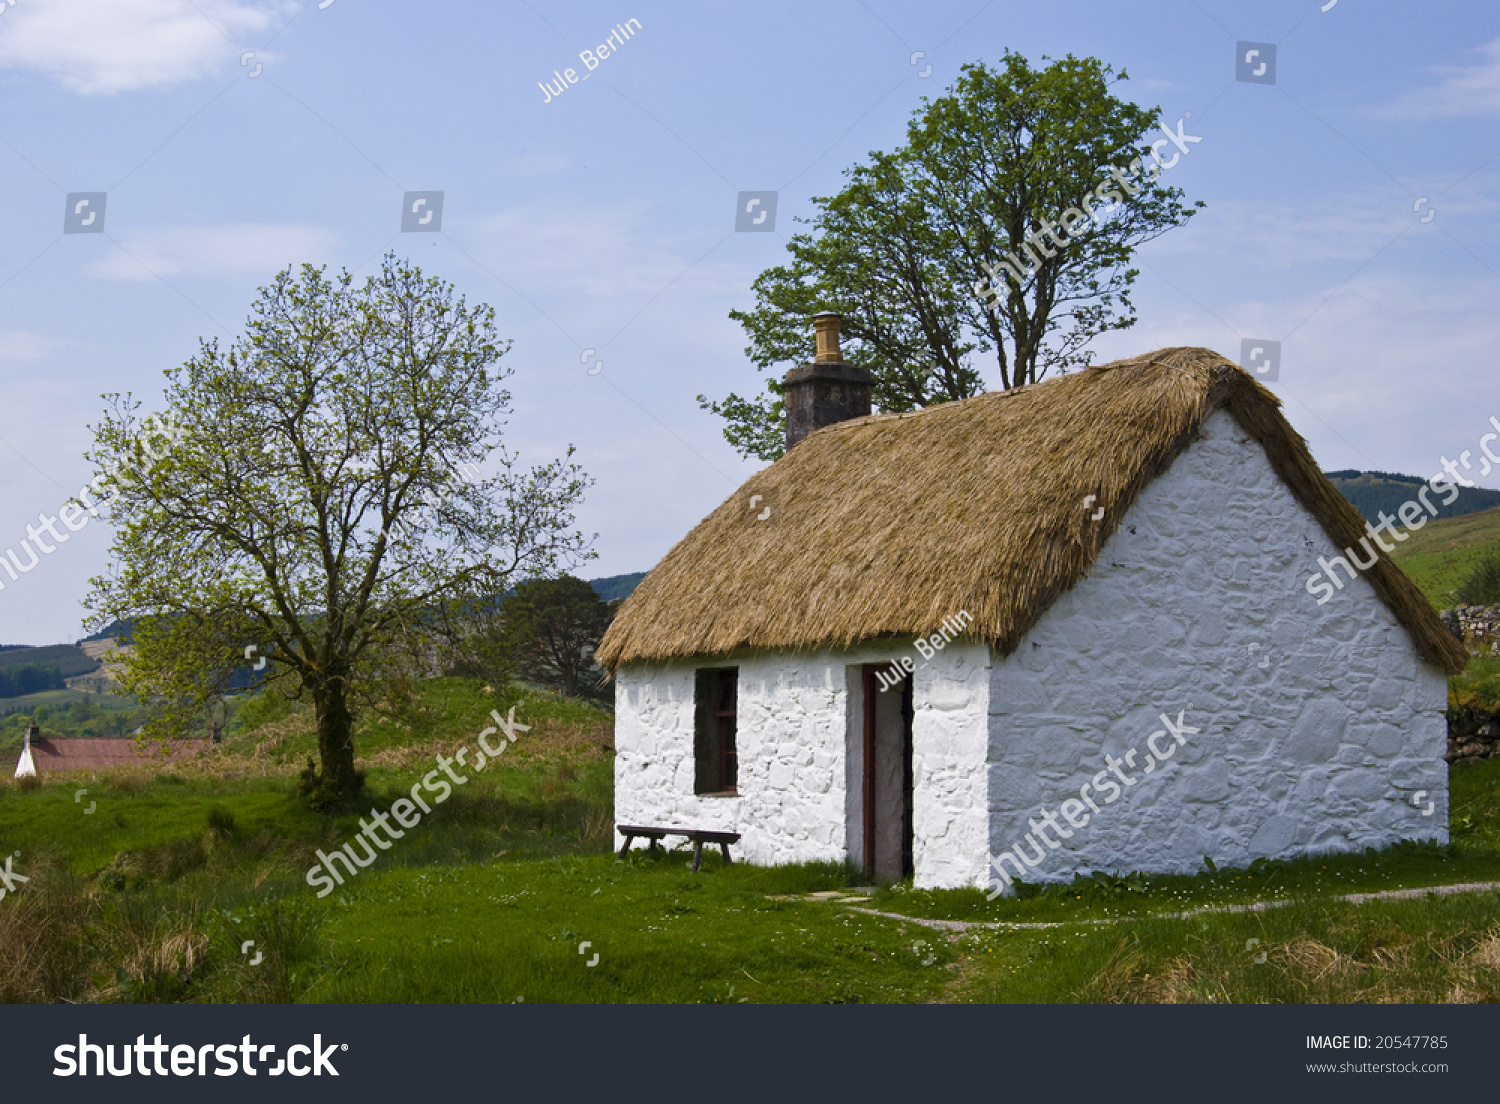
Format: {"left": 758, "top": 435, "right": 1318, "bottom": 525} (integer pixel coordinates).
{"left": 860, "top": 666, "right": 914, "bottom": 881}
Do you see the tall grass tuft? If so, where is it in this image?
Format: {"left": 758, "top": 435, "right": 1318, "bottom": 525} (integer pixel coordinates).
{"left": 206, "top": 805, "right": 237, "bottom": 842}
{"left": 0, "top": 858, "right": 91, "bottom": 1002}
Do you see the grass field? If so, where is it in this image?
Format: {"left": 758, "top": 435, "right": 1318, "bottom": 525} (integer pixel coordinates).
{"left": 5, "top": 678, "right": 1500, "bottom": 1004}
{"left": 1389, "top": 504, "right": 1500, "bottom": 608}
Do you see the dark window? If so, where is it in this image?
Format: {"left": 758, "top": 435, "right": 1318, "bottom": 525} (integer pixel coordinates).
{"left": 694, "top": 668, "right": 738, "bottom": 794}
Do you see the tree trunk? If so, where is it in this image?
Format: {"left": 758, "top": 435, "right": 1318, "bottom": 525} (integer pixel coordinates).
{"left": 309, "top": 677, "right": 360, "bottom": 810}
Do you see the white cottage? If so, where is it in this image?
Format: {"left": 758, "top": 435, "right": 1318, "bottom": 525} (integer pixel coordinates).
{"left": 598, "top": 323, "right": 1466, "bottom": 891}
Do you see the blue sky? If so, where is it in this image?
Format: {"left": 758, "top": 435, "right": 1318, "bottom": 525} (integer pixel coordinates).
{"left": 1, "top": 0, "right": 1497, "bottom": 644}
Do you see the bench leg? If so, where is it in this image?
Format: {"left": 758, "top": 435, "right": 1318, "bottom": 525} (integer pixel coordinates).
{"left": 617, "top": 834, "right": 634, "bottom": 860}
{"left": 648, "top": 836, "right": 658, "bottom": 852}
{"left": 720, "top": 842, "right": 733, "bottom": 866}
{"left": 692, "top": 840, "right": 704, "bottom": 873}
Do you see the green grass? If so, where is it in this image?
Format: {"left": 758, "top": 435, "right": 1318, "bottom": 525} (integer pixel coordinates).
{"left": 0, "top": 690, "right": 616, "bottom": 880}
{"left": 6, "top": 676, "right": 1500, "bottom": 1004}
{"left": 1390, "top": 546, "right": 1494, "bottom": 608}
{"left": 947, "top": 891, "right": 1500, "bottom": 1003}
{"left": 1450, "top": 744, "right": 1500, "bottom": 841}
{"left": 308, "top": 855, "right": 945, "bottom": 1004}
{"left": 1389, "top": 505, "right": 1500, "bottom": 608}
{"left": 0, "top": 711, "right": 944, "bottom": 1003}
{"left": 216, "top": 677, "right": 602, "bottom": 768}
{"left": 1392, "top": 504, "right": 1500, "bottom": 559}
{"left": 1447, "top": 655, "right": 1500, "bottom": 719}
{"left": 857, "top": 840, "right": 1500, "bottom": 929}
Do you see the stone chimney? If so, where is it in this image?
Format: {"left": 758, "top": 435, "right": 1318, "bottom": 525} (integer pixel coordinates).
{"left": 782, "top": 313, "right": 872, "bottom": 451}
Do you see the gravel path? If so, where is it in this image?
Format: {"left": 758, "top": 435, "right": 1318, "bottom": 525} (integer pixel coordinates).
{"left": 841, "top": 880, "right": 1500, "bottom": 934}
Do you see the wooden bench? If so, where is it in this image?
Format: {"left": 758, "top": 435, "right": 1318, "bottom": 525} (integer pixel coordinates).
{"left": 616, "top": 824, "right": 740, "bottom": 873}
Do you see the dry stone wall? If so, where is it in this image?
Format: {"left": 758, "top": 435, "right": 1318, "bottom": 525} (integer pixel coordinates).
{"left": 1441, "top": 605, "right": 1500, "bottom": 762}
{"left": 1440, "top": 605, "right": 1500, "bottom": 657}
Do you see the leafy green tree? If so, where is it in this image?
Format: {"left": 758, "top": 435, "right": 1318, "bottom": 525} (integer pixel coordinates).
{"left": 703, "top": 51, "right": 1203, "bottom": 460}
{"left": 0, "top": 664, "right": 65, "bottom": 699}
{"left": 84, "top": 256, "right": 594, "bottom": 809}
{"left": 1457, "top": 543, "right": 1500, "bottom": 607}
{"left": 502, "top": 575, "right": 615, "bottom": 701}
{"left": 440, "top": 596, "right": 515, "bottom": 688}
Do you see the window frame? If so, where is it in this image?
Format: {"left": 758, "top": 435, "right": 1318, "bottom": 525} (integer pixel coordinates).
{"left": 693, "top": 667, "right": 739, "bottom": 795}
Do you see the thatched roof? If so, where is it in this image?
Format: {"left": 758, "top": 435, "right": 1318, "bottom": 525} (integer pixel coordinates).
{"left": 598, "top": 347, "right": 1468, "bottom": 674}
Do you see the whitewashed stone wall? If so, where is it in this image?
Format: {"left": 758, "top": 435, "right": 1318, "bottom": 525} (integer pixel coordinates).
{"left": 986, "top": 408, "right": 1450, "bottom": 890}
{"left": 613, "top": 640, "right": 989, "bottom": 883}
{"left": 910, "top": 642, "right": 991, "bottom": 889}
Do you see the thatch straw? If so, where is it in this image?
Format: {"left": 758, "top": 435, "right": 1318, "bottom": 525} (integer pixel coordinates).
{"left": 598, "top": 347, "right": 1467, "bottom": 674}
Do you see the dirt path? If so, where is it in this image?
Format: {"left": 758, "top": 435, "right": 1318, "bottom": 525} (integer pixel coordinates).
{"left": 843, "top": 880, "right": 1500, "bottom": 934}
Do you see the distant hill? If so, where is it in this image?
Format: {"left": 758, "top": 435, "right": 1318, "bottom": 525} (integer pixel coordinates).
{"left": 63, "top": 575, "right": 647, "bottom": 655}
{"left": 589, "top": 572, "right": 646, "bottom": 602}
{"left": 1326, "top": 470, "right": 1500, "bottom": 527}
{"left": 80, "top": 619, "right": 136, "bottom": 646}
{"left": 0, "top": 644, "right": 100, "bottom": 700}
{"left": 0, "top": 645, "right": 99, "bottom": 678}
{"left": 1327, "top": 471, "right": 1500, "bottom": 608}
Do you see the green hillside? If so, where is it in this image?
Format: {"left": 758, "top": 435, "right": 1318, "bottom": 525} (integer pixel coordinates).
{"left": 1387, "top": 505, "right": 1500, "bottom": 608}
{"left": 0, "top": 645, "right": 99, "bottom": 678}
{"left": 0, "top": 645, "right": 102, "bottom": 700}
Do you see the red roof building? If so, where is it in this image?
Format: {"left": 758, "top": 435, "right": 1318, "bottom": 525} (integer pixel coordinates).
{"left": 12, "top": 721, "right": 207, "bottom": 777}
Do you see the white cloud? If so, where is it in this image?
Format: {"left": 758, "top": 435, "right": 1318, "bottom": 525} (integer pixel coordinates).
{"left": 1145, "top": 176, "right": 1500, "bottom": 272}
{"left": 0, "top": 0, "right": 293, "bottom": 94}
{"left": 473, "top": 201, "right": 744, "bottom": 302}
{"left": 87, "top": 223, "right": 339, "bottom": 281}
{"left": 1151, "top": 194, "right": 1407, "bottom": 268}
{"left": 1377, "top": 37, "right": 1500, "bottom": 119}
{"left": 0, "top": 330, "right": 78, "bottom": 361}
{"left": 1089, "top": 263, "right": 1500, "bottom": 484}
